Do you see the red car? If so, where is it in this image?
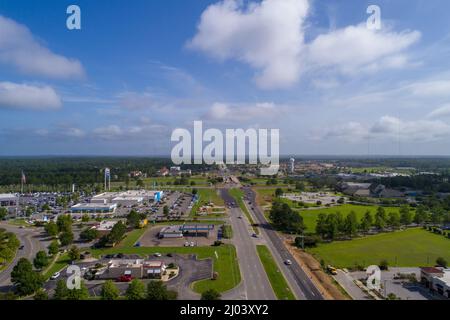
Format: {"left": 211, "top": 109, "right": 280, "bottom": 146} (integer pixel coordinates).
{"left": 117, "top": 274, "right": 133, "bottom": 282}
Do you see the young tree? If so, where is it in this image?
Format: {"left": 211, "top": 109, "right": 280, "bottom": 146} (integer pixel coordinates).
{"left": 274, "top": 188, "right": 284, "bottom": 198}
{"left": 414, "top": 206, "right": 429, "bottom": 225}
{"left": 53, "top": 279, "right": 69, "bottom": 300}
{"left": 79, "top": 228, "right": 99, "bottom": 242}
{"left": 125, "top": 279, "right": 146, "bottom": 300}
{"left": 359, "top": 211, "right": 373, "bottom": 233}
{"left": 59, "top": 230, "right": 74, "bottom": 246}
{"left": 127, "top": 210, "right": 141, "bottom": 229}
{"left": 388, "top": 211, "right": 401, "bottom": 229}
{"left": 34, "top": 289, "right": 49, "bottom": 300}
{"left": 163, "top": 206, "right": 169, "bottom": 216}
{"left": 344, "top": 211, "right": 358, "bottom": 237}
{"left": 66, "top": 281, "right": 90, "bottom": 300}
{"left": 0, "top": 207, "right": 8, "bottom": 220}
{"left": 81, "top": 214, "right": 90, "bottom": 223}
{"left": 399, "top": 206, "right": 413, "bottom": 225}
{"left": 100, "top": 280, "right": 120, "bottom": 300}
{"left": 315, "top": 213, "right": 328, "bottom": 238}
{"left": 33, "top": 250, "right": 50, "bottom": 269}
{"left": 11, "top": 258, "right": 44, "bottom": 296}
{"left": 375, "top": 207, "right": 386, "bottom": 230}
{"left": 436, "top": 257, "right": 447, "bottom": 268}
{"left": 48, "top": 240, "right": 60, "bottom": 255}
{"left": 68, "top": 245, "right": 80, "bottom": 261}
{"left": 146, "top": 281, "right": 177, "bottom": 300}
{"left": 201, "top": 289, "right": 221, "bottom": 300}
{"left": 44, "top": 221, "right": 59, "bottom": 238}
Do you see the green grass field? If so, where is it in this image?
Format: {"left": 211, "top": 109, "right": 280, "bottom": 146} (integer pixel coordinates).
{"left": 308, "top": 228, "right": 450, "bottom": 268}
{"left": 191, "top": 188, "right": 225, "bottom": 217}
{"left": 297, "top": 204, "right": 410, "bottom": 233}
{"left": 117, "top": 227, "right": 148, "bottom": 248}
{"left": 91, "top": 245, "right": 240, "bottom": 293}
{"left": 256, "top": 245, "right": 295, "bottom": 300}
{"left": 43, "top": 253, "right": 70, "bottom": 280}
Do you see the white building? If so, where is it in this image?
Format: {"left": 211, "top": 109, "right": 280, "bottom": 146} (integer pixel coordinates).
{"left": 70, "top": 203, "right": 117, "bottom": 214}
{"left": 420, "top": 267, "right": 450, "bottom": 298}
{"left": 0, "top": 193, "right": 18, "bottom": 207}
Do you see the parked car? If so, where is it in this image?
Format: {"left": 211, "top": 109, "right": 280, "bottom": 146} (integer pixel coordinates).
{"left": 184, "top": 242, "right": 190, "bottom": 247}
{"left": 51, "top": 272, "right": 61, "bottom": 280}
{"left": 19, "top": 245, "right": 24, "bottom": 250}
{"left": 117, "top": 275, "right": 133, "bottom": 282}
{"left": 154, "top": 253, "right": 162, "bottom": 257}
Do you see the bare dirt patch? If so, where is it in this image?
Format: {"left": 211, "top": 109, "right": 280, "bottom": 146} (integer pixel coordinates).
{"left": 283, "top": 239, "right": 349, "bottom": 300}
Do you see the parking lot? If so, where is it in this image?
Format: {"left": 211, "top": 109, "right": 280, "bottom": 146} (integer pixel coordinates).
{"left": 149, "top": 191, "right": 193, "bottom": 221}
{"left": 138, "top": 225, "right": 220, "bottom": 247}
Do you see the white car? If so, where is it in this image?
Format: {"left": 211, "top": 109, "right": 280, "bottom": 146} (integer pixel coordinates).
{"left": 51, "top": 271, "right": 61, "bottom": 280}
{"left": 184, "top": 242, "right": 190, "bottom": 247}
{"left": 190, "top": 242, "right": 195, "bottom": 247}
{"left": 284, "top": 259, "right": 292, "bottom": 266}
{"left": 154, "top": 253, "right": 162, "bottom": 257}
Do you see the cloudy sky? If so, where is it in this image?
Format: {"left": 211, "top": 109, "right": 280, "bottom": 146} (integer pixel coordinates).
{"left": 1, "top": 0, "right": 450, "bottom": 156}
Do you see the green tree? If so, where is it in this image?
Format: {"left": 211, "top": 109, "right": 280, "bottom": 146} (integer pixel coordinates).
{"left": 274, "top": 188, "right": 284, "bottom": 198}
{"left": 59, "top": 230, "right": 74, "bottom": 246}
{"left": 359, "top": 211, "right": 373, "bottom": 233}
{"left": 125, "top": 279, "right": 146, "bottom": 300}
{"left": 81, "top": 214, "right": 90, "bottom": 223}
{"left": 163, "top": 205, "right": 169, "bottom": 216}
{"left": 79, "top": 228, "right": 99, "bottom": 242}
{"left": 34, "top": 289, "right": 49, "bottom": 300}
{"left": 399, "top": 206, "right": 413, "bottom": 225}
{"left": 66, "top": 281, "right": 90, "bottom": 300}
{"left": 0, "top": 207, "right": 8, "bottom": 220}
{"left": 414, "top": 206, "right": 429, "bottom": 225}
{"left": 375, "top": 207, "right": 386, "bottom": 230}
{"left": 344, "top": 211, "right": 358, "bottom": 237}
{"left": 48, "top": 240, "right": 59, "bottom": 255}
{"left": 56, "top": 215, "right": 72, "bottom": 233}
{"left": 11, "top": 258, "right": 44, "bottom": 296}
{"left": 68, "top": 245, "right": 80, "bottom": 261}
{"left": 53, "top": 280, "right": 68, "bottom": 300}
{"left": 33, "top": 250, "right": 49, "bottom": 269}
{"left": 201, "top": 289, "right": 221, "bottom": 300}
{"left": 100, "top": 280, "right": 120, "bottom": 300}
{"left": 127, "top": 210, "right": 141, "bottom": 229}
{"left": 436, "top": 257, "right": 447, "bottom": 268}
{"left": 269, "top": 200, "right": 305, "bottom": 234}
{"left": 388, "top": 211, "right": 401, "bottom": 229}
{"left": 146, "top": 281, "right": 177, "bottom": 300}
{"left": 44, "top": 221, "right": 58, "bottom": 238}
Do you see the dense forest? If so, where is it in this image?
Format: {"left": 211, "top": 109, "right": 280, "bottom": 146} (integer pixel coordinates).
{"left": 0, "top": 157, "right": 171, "bottom": 187}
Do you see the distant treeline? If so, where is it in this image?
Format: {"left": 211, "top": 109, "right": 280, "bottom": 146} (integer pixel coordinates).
{"left": 0, "top": 157, "right": 171, "bottom": 187}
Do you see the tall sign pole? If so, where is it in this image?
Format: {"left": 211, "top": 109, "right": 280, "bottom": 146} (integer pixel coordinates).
{"left": 105, "top": 168, "right": 111, "bottom": 191}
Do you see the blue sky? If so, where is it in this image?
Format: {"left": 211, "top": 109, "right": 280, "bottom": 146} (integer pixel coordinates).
{"left": 1, "top": 0, "right": 450, "bottom": 156}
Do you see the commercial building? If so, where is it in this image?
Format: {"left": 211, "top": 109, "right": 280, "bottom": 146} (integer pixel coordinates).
{"left": 91, "top": 220, "right": 118, "bottom": 235}
{"left": 70, "top": 203, "right": 117, "bottom": 214}
{"left": 0, "top": 193, "right": 18, "bottom": 207}
{"left": 91, "top": 190, "right": 164, "bottom": 205}
{"left": 97, "top": 259, "right": 166, "bottom": 280}
{"left": 420, "top": 267, "right": 450, "bottom": 298}
{"left": 158, "top": 224, "right": 215, "bottom": 239}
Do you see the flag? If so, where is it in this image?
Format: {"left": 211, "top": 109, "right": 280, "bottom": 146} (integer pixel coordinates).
{"left": 21, "top": 171, "right": 26, "bottom": 184}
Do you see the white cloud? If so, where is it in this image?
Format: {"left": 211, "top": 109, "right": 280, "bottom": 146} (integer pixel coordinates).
{"left": 189, "top": 1, "right": 420, "bottom": 89}
{"left": 204, "top": 101, "right": 279, "bottom": 122}
{"left": 408, "top": 80, "right": 450, "bottom": 97}
{"left": 307, "top": 24, "right": 420, "bottom": 74}
{"left": 317, "top": 116, "right": 450, "bottom": 143}
{"left": 188, "top": 0, "right": 309, "bottom": 89}
{"left": 0, "top": 15, "right": 84, "bottom": 79}
{"left": 0, "top": 82, "right": 62, "bottom": 110}
{"left": 118, "top": 92, "right": 155, "bottom": 110}
{"left": 427, "top": 104, "right": 450, "bottom": 119}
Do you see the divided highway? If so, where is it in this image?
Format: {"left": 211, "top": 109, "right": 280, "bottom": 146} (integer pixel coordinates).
{"left": 220, "top": 189, "right": 276, "bottom": 300}
{"left": 242, "top": 186, "right": 324, "bottom": 300}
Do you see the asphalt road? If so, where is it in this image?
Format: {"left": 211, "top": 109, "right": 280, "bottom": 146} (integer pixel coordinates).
{"left": 220, "top": 189, "right": 275, "bottom": 300}
{"left": 0, "top": 223, "right": 49, "bottom": 290}
{"left": 242, "top": 186, "right": 324, "bottom": 300}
